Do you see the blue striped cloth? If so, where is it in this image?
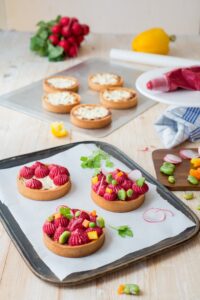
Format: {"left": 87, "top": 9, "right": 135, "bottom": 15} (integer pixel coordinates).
{"left": 154, "top": 107, "right": 200, "bottom": 148}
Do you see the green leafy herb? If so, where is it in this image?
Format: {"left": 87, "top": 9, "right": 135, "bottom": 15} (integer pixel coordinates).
{"left": 59, "top": 207, "right": 73, "bottom": 219}
{"left": 80, "top": 148, "right": 114, "bottom": 175}
{"left": 110, "top": 225, "right": 133, "bottom": 238}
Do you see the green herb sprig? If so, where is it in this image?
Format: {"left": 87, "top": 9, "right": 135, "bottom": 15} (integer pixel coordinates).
{"left": 110, "top": 225, "right": 133, "bottom": 238}
{"left": 59, "top": 207, "right": 73, "bottom": 219}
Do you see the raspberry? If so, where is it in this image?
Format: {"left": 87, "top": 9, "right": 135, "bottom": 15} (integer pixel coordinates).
{"left": 68, "top": 229, "right": 89, "bottom": 246}
{"left": 53, "top": 174, "right": 69, "bottom": 186}
{"left": 68, "top": 218, "right": 84, "bottom": 231}
{"left": 35, "top": 165, "right": 49, "bottom": 178}
{"left": 54, "top": 216, "right": 69, "bottom": 228}
{"left": 19, "top": 166, "right": 34, "bottom": 179}
{"left": 43, "top": 221, "right": 56, "bottom": 236}
{"left": 53, "top": 226, "right": 68, "bottom": 241}
{"left": 25, "top": 178, "right": 42, "bottom": 189}
{"left": 121, "top": 179, "right": 133, "bottom": 191}
{"left": 85, "top": 227, "right": 103, "bottom": 237}
{"left": 49, "top": 165, "right": 69, "bottom": 179}
{"left": 103, "top": 192, "right": 117, "bottom": 201}
{"left": 132, "top": 182, "right": 149, "bottom": 195}
{"left": 30, "top": 161, "right": 44, "bottom": 170}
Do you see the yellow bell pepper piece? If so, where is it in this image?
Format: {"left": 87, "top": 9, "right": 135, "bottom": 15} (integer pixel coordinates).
{"left": 82, "top": 219, "right": 90, "bottom": 228}
{"left": 50, "top": 122, "right": 68, "bottom": 138}
{"left": 191, "top": 158, "right": 200, "bottom": 168}
{"left": 92, "top": 176, "right": 98, "bottom": 184}
{"left": 189, "top": 168, "right": 200, "bottom": 180}
{"left": 54, "top": 213, "right": 61, "bottom": 219}
{"left": 118, "top": 284, "right": 125, "bottom": 295}
{"left": 105, "top": 187, "right": 112, "bottom": 194}
{"left": 90, "top": 210, "right": 96, "bottom": 217}
{"left": 132, "top": 28, "right": 175, "bottom": 55}
{"left": 87, "top": 231, "right": 98, "bottom": 240}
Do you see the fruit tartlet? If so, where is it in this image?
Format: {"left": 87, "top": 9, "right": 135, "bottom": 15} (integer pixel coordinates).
{"left": 43, "top": 206, "right": 105, "bottom": 257}
{"left": 91, "top": 169, "right": 149, "bottom": 212}
{"left": 88, "top": 73, "right": 123, "bottom": 92}
{"left": 70, "top": 104, "right": 112, "bottom": 129}
{"left": 100, "top": 87, "right": 137, "bottom": 109}
{"left": 17, "top": 161, "right": 71, "bottom": 201}
{"left": 43, "top": 76, "right": 79, "bottom": 93}
{"left": 42, "top": 91, "right": 80, "bottom": 114}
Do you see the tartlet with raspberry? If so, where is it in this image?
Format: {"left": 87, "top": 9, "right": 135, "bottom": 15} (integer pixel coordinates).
{"left": 43, "top": 206, "right": 105, "bottom": 257}
{"left": 91, "top": 169, "right": 149, "bottom": 212}
{"left": 17, "top": 161, "right": 71, "bottom": 201}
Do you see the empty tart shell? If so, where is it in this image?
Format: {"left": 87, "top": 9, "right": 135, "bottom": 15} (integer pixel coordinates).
{"left": 43, "top": 229, "right": 105, "bottom": 258}
{"left": 100, "top": 87, "right": 138, "bottom": 109}
{"left": 43, "top": 76, "right": 79, "bottom": 93}
{"left": 88, "top": 74, "right": 123, "bottom": 92}
{"left": 91, "top": 189, "right": 145, "bottom": 213}
{"left": 70, "top": 104, "right": 112, "bottom": 129}
{"left": 17, "top": 177, "right": 71, "bottom": 201}
{"left": 42, "top": 92, "right": 81, "bottom": 114}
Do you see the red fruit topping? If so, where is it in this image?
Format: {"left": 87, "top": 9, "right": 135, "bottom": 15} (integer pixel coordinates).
{"left": 68, "top": 229, "right": 89, "bottom": 246}
{"left": 53, "top": 174, "right": 69, "bottom": 186}
{"left": 61, "top": 26, "right": 71, "bottom": 38}
{"left": 79, "top": 211, "right": 90, "bottom": 220}
{"left": 68, "top": 45, "right": 78, "bottom": 57}
{"left": 59, "top": 16, "right": 70, "bottom": 27}
{"left": 68, "top": 218, "right": 84, "bottom": 231}
{"left": 30, "top": 161, "right": 44, "bottom": 170}
{"left": 53, "top": 226, "right": 68, "bottom": 241}
{"left": 49, "top": 166, "right": 69, "bottom": 179}
{"left": 103, "top": 192, "right": 117, "bottom": 201}
{"left": 35, "top": 165, "right": 49, "bottom": 178}
{"left": 82, "top": 24, "right": 90, "bottom": 35}
{"left": 51, "top": 24, "right": 61, "bottom": 34}
{"left": 43, "top": 222, "right": 56, "bottom": 236}
{"left": 58, "top": 39, "right": 70, "bottom": 53}
{"left": 121, "top": 179, "right": 133, "bottom": 191}
{"left": 19, "top": 166, "right": 34, "bottom": 179}
{"left": 25, "top": 178, "right": 42, "bottom": 189}
{"left": 86, "top": 227, "right": 103, "bottom": 237}
{"left": 54, "top": 216, "right": 69, "bottom": 228}
{"left": 48, "top": 34, "right": 59, "bottom": 46}
{"left": 132, "top": 182, "right": 149, "bottom": 195}
{"left": 72, "top": 23, "right": 83, "bottom": 36}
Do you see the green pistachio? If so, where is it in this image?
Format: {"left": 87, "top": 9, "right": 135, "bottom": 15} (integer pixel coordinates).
{"left": 187, "top": 175, "right": 199, "bottom": 185}
{"left": 106, "top": 174, "right": 113, "bottom": 183}
{"left": 124, "top": 284, "right": 140, "bottom": 295}
{"left": 96, "top": 216, "right": 105, "bottom": 228}
{"left": 58, "top": 231, "right": 71, "bottom": 244}
{"left": 75, "top": 211, "right": 81, "bottom": 217}
{"left": 127, "top": 189, "right": 133, "bottom": 197}
{"left": 89, "top": 222, "right": 96, "bottom": 228}
{"left": 160, "top": 165, "right": 175, "bottom": 176}
{"left": 118, "top": 189, "right": 126, "bottom": 201}
{"left": 183, "top": 192, "right": 194, "bottom": 200}
{"left": 47, "top": 215, "right": 54, "bottom": 222}
{"left": 136, "top": 177, "right": 145, "bottom": 187}
{"left": 111, "top": 179, "right": 117, "bottom": 185}
{"left": 168, "top": 175, "right": 175, "bottom": 184}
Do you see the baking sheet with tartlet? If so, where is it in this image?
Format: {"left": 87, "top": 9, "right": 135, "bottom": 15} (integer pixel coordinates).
{"left": 0, "top": 58, "right": 155, "bottom": 137}
{"left": 0, "top": 141, "right": 199, "bottom": 286}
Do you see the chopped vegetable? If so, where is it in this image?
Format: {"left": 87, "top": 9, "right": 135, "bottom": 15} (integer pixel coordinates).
{"left": 179, "top": 149, "right": 199, "bottom": 159}
{"left": 118, "top": 189, "right": 126, "bottom": 201}
{"left": 187, "top": 175, "right": 199, "bottom": 185}
{"left": 59, "top": 231, "right": 71, "bottom": 244}
{"left": 160, "top": 162, "right": 175, "bottom": 176}
{"left": 183, "top": 192, "right": 194, "bottom": 200}
{"left": 143, "top": 208, "right": 174, "bottom": 223}
{"left": 110, "top": 225, "right": 133, "bottom": 238}
{"left": 164, "top": 154, "right": 182, "bottom": 164}
{"left": 59, "top": 207, "right": 73, "bottom": 219}
{"left": 87, "top": 231, "right": 98, "bottom": 240}
{"left": 118, "top": 283, "right": 140, "bottom": 295}
{"left": 50, "top": 122, "right": 68, "bottom": 137}
{"left": 191, "top": 158, "right": 200, "bottom": 168}
{"left": 168, "top": 175, "right": 175, "bottom": 184}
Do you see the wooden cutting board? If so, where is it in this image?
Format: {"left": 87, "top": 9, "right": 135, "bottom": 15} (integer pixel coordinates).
{"left": 152, "top": 148, "right": 200, "bottom": 191}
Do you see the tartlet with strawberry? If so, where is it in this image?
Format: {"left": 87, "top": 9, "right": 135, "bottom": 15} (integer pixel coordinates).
{"left": 91, "top": 169, "right": 149, "bottom": 212}
{"left": 17, "top": 161, "right": 71, "bottom": 201}
{"left": 43, "top": 206, "right": 105, "bottom": 257}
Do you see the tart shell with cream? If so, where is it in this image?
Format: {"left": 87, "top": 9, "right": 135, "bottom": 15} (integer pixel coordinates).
{"left": 91, "top": 170, "right": 149, "bottom": 213}
{"left": 43, "top": 76, "right": 79, "bottom": 93}
{"left": 17, "top": 162, "right": 71, "bottom": 201}
{"left": 43, "top": 206, "right": 105, "bottom": 257}
{"left": 42, "top": 91, "right": 81, "bottom": 114}
{"left": 70, "top": 104, "right": 112, "bottom": 129}
{"left": 88, "top": 73, "right": 123, "bottom": 92}
{"left": 100, "top": 87, "right": 138, "bottom": 109}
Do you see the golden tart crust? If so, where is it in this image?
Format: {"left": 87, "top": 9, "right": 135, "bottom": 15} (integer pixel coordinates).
{"left": 43, "top": 76, "right": 79, "bottom": 93}
{"left": 100, "top": 87, "right": 137, "bottom": 109}
{"left": 88, "top": 73, "right": 123, "bottom": 92}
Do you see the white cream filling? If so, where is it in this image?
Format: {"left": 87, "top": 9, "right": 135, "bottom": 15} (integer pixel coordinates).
{"left": 46, "top": 92, "right": 76, "bottom": 106}
{"left": 103, "top": 90, "right": 132, "bottom": 102}
{"left": 75, "top": 106, "right": 109, "bottom": 120}
{"left": 91, "top": 73, "right": 119, "bottom": 85}
{"left": 47, "top": 78, "right": 76, "bottom": 89}
{"left": 22, "top": 176, "right": 56, "bottom": 190}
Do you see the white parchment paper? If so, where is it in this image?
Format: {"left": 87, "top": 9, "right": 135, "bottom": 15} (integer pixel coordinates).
{"left": 0, "top": 144, "right": 195, "bottom": 280}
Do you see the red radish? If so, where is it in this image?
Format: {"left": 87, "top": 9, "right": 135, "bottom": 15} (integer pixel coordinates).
{"left": 128, "top": 169, "right": 142, "bottom": 181}
{"left": 67, "top": 36, "right": 76, "bottom": 45}
{"left": 58, "top": 40, "right": 70, "bottom": 52}
{"left": 51, "top": 25, "right": 61, "bottom": 34}
{"left": 163, "top": 154, "right": 182, "bottom": 164}
{"left": 76, "top": 35, "right": 84, "bottom": 46}
{"left": 59, "top": 16, "right": 70, "bottom": 27}
{"left": 82, "top": 24, "right": 90, "bottom": 35}
{"left": 71, "top": 17, "right": 79, "bottom": 24}
{"left": 72, "top": 23, "right": 83, "bottom": 36}
{"left": 179, "top": 149, "right": 199, "bottom": 159}
{"left": 48, "top": 34, "right": 59, "bottom": 45}
{"left": 68, "top": 45, "right": 78, "bottom": 57}
{"left": 61, "top": 26, "right": 71, "bottom": 38}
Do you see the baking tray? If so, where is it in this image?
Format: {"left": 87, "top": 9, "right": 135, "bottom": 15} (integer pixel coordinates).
{"left": 0, "top": 141, "right": 199, "bottom": 286}
{"left": 0, "top": 58, "right": 155, "bottom": 137}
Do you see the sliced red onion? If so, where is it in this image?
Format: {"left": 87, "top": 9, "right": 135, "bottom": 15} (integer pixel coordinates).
{"left": 179, "top": 149, "right": 199, "bottom": 159}
{"left": 164, "top": 154, "right": 182, "bottom": 164}
{"left": 198, "top": 147, "right": 200, "bottom": 156}
{"left": 143, "top": 208, "right": 174, "bottom": 223}
{"left": 128, "top": 169, "right": 142, "bottom": 181}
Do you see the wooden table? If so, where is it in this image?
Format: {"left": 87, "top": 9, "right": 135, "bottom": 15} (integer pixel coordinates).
{"left": 0, "top": 31, "right": 200, "bottom": 300}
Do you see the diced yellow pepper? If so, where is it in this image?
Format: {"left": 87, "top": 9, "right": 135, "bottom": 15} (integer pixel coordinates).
{"left": 54, "top": 213, "right": 61, "bottom": 219}
{"left": 87, "top": 231, "right": 98, "bottom": 240}
{"left": 50, "top": 122, "right": 68, "bottom": 138}
{"left": 117, "top": 171, "right": 123, "bottom": 177}
{"left": 92, "top": 176, "right": 98, "bottom": 184}
{"left": 82, "top": 219, "right": 90, "bottom": 228}
{"left": 105, "top": 188, "right": 112, "bottom": 194}
{"left": 117, "top": 284, "right": 125, "bottom": 295}
{"left": 90, "top": 210, "right": 96, "bottom": 217}
{"left": 191, "top": 158, "right": 200, "bottom": 168}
